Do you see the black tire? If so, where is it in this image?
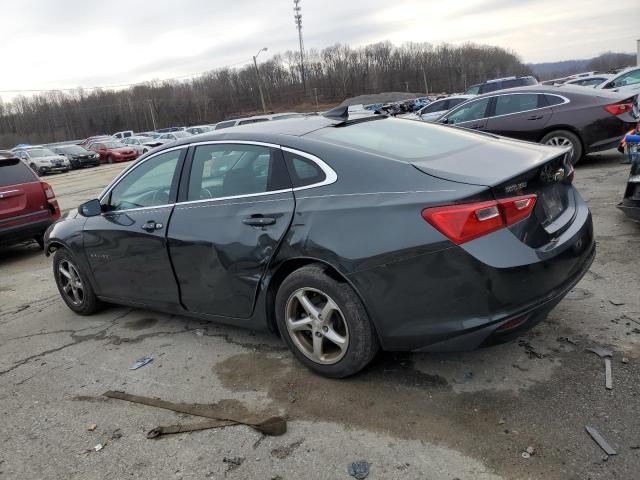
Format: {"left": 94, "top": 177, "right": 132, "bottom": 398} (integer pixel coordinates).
{"left": 33, "top": 234, "right": 45, "bottom": 249}
{"left": 540, "top": 130, "right": 583, "bottom": 165}
{"left": 275, "top": 264, "right": 379, "bottom": 378}
{"left": 53, "top": 249, "right": 102, "bottom": 315}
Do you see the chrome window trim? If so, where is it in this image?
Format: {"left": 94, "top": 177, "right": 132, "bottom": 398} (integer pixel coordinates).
{"left": 98, "top": 141, "right": 338, "bottom": 213}
{"left": 282, "top": 146, "right": 338, "bottom": 191}
{"left": 445, "top": 93, "right": 570, "bottom": 123}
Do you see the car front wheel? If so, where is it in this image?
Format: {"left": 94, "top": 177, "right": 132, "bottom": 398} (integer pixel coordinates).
{"left": 275, "top": 264, "right": 379, "bottom": 378}
{"left": 541, "top": 130, "right": 583, "bottom": 165}
{"left": 53, "top": 249, "right": 102, "bottom": 315}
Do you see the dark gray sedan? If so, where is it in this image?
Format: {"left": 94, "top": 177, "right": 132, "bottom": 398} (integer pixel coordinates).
{"left": 44, "top": 111, "right": 595, "bottom": 377}
{"left": 437, "top": 85, "right": 639, "bottom": 164}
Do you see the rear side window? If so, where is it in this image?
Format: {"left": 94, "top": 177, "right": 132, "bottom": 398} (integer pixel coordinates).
{"left": 494, "top": 94, "right": 539, "bottom": 115}
{"left": 421, "top": 99, "right": 449, "bottom": 114}
{"left": 187, "top": 144, "right": 290, "bottom": 200}
{"left": 544, "top": 95, "right": 565, "bottom": 106}
{"left": 283, "top": 151, "right": 326, "bottom": 188}
{"left": 0, "top": 159, "right": 37, "bottom": 186}
{"left": 215, "top": 121, "right": 237, "bottom": 130}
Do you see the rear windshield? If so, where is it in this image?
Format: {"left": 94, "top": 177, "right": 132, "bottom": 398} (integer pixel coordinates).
{"left": 0, "top": 159, "right": 37, "bottom": 186}
{"left": 307, "top": 118, "right": 480, "bottom": 161}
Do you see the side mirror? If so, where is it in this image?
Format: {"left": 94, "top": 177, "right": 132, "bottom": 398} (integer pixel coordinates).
{"left": 440, "top": 118, "right": 449, "bottom": 124}
{"left": 78, "top": 199, "right": 102, "bottom": 217}
{"left": 602, "top": 82, "right": 613, "bottom": 89}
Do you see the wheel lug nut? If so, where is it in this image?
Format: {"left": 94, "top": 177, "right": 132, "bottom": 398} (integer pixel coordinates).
{"left": 322, "top": 326, "right": 328, "bottom": 332}
{"left": 315, "top": 331, "right": 322, "bottom": 337}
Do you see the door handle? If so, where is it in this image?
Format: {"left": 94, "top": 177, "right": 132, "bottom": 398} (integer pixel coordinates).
{"left": 242, "top": 216, "right": 276, "bottom": 226}
{"left": 141, "top": 220, "right": 163, "bottom": 232}
{"left": 527, "top": 115, "right": 543, "bottom": 120}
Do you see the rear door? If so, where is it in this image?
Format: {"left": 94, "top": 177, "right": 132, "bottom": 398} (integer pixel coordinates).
{"left": 167, "top": 142, "right": 294, "bottom": 318}
{"left": 0, "top": 158, "right": 49, "bottom": 230}
{"left": 83, "top": 148, "right": 185, "bottom": 306}
{"left": 485, "top": 93, "right": 552, "bottom": 141}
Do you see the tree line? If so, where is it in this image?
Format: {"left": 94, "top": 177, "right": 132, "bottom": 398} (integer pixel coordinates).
{"left": 0, "top": 41, "right": 532, "bottom": 147}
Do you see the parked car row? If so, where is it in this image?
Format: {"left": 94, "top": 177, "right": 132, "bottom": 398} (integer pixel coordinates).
{"left": 541, "top": 67, "right": 640, "bottom": 94}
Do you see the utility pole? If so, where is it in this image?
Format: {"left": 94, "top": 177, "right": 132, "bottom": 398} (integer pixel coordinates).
{"left": 404, "top": 81, "right": 410, "bottom": 92}
{"left": 293, "top": 0, "right": 307, "bottom": 94}
{"left": 147, "top": 99, "right": 157, "bottom": 131}
{"left": 422, "top": 69, "right": 429, "bottom": 94}
{"left": 313, "top": 87, "right": 319, "bottom": 109}
{"left": 253, "top": 47, "right": 268, "bottom": 113}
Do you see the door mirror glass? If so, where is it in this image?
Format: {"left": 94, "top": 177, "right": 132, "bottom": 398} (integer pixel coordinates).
{"left": 78, "top": 199, "right": 102, "bottom": 217}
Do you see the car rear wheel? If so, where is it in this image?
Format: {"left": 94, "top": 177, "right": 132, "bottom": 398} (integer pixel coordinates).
{"left": 275, "top": 264, "right": 379, "bottom": 378}
{"left": 53, "top": 249, "right": 102, "bottom": 315}
{"left": 541, "top": 130, "right": 583, "bottom": 165}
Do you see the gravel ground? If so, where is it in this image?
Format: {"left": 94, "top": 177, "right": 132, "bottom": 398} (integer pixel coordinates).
{"left": 0, "top": 150, "right": 638, "bottom": 480}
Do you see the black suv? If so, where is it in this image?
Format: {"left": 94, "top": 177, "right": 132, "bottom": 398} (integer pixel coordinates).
{"left": 465, "top": 76, "right": 538, "bottom": 95}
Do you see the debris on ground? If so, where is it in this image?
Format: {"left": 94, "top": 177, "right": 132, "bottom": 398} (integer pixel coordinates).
{"left": 587, "top": 346, "right": 613, "bottom": 358}
{"left": 585, "top": 426, "right": 617, "bottom": 455}
{"left": 605, "top": 358, "right": 613, "bottom": 390}
{"left": 621, "top": 357, "right": 629, "bottom": 364}
{"left": 104, "top": 390, "right": 286, "bottom": 438}
{"left": 348, "top": 460, "right": 370, "bottom": 479}
{"left": 557, "top": 336, "right": 578, "bottom": 345}
{"left": 271, "top": 439, "right": 304, "bottom": 460}
{"left": 498, "top": 417, "right": 506, "bottom": 425}
{"left": 87, "top": 424, "right": 97, "bottom": 432}
{"left": 518, "top": 339, "right": 545, "bottom": 358}
{"left": 521, "top": 452, "right": 531, "bottom": 459}
{"left": 223, "top": 456, "right": 244, "bottom": 472}
{"left": 194, "top": 329, "right": 205, "bottom": 336}
{"left": 609, "top": 299, "right": 625, "bottom": 306}
{"left": 130, "top": 356, "right": 153, "bottom": 370}
{"left": 94, "top": 443, "right": 103, "bottom": 452}
{"left": 287, "top": 392, "right": 296, "bottom": 403}
{"left": 526, "top": 446, "right": 535, "bottom": 455}
{"left": 111, "top": 429, "right": 122, "bottom": 440}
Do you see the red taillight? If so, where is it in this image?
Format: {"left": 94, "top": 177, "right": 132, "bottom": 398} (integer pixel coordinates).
{"left": 422, "top": 194, "right": 537, "bottom": 245}
{"left": 604, "top": 102, "right": 633, "bottom": 116}
{"left": 41, "top": 181, "right": 55, "bottom": 199}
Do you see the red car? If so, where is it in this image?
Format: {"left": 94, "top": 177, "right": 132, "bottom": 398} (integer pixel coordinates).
{"left": 79, "top": 135, "right": 112, "bottom": 148}
{"left": 88, "top": 140, "right": 138, "bottom": 164}
{"left": 0, "top": 156, "right": 61, "bottom": 247}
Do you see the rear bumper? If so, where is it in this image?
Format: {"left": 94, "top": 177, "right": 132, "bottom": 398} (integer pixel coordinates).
{"left": 0, "top": 218, "right": 53, "bottom": 245}
{"left": 618, "top": 201, "right": 640, "bottom": 222}
{"left": 348, "top": 195, "right": 595, "bottom": 352}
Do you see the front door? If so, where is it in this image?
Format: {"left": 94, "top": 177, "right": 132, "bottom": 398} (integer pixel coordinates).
{"left": 442, "top": 96, "right": 492, "bottom": 131}
{"left": 83, "top": 148, "right": 185, "bottom": 307}
{"left": 167, "top": 142, "right": 294, "bottom": 318}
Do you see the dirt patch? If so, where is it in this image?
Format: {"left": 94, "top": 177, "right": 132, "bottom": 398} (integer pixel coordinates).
{"left": 214, "top": 340, "right": 640, "bottom": 480}
{"left": 124, "top": 317, "right": 159, "bottom": 330}
{"left": 271, "top": 439, "right": 304, "bottom": 459}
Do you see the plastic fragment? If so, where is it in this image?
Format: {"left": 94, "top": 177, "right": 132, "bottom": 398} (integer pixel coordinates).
{"left": 586, "top": 346, "right": 612, "bottom": 358}
{"left": 585, "top": 426, "right": 617, "bottom": 455}
{"left": 94, "top": 443, "right": 103, "bottom": 452}
{"left": 87, "top": 424, "right": 97, "bottom": 432}
{"left": 130, "top": 356, "right": 153, "bottom": 370}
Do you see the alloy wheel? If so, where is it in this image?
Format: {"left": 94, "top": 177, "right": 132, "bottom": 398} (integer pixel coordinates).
{"left": 544, "top": 136, "right": 574, "bottom": 155}
{"left": 285, "top": 287, "right": 349, "bottom": 365}
{"left": 58, "top": 260, "right": 85, "bottom": 306}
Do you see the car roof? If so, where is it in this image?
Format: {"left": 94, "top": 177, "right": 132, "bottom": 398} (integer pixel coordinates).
{"left": 469, "top": 83, "right": 630, "bottom": 100}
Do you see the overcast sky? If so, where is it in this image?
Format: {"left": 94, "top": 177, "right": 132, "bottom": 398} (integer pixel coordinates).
{"left": 1, "top": 0, "right": 638, "bottom": 101}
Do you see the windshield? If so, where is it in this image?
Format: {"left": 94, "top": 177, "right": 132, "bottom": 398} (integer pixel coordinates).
{"left": 307, "top": 117, "right": 480, "bottom": 161}
{"left": 27, "top": 148, "right": 56, "bottom": 158}
{"left": 61, "top": 145, "right": 89, "bottom": 154}
{"left": 103, "top": 141, "right": 126, "bottom": 148}
{"left": 173, "top": 131, "right": 192, "bottom": 138}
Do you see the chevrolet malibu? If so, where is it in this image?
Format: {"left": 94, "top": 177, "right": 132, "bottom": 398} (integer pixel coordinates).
{"left": 44, "top": 110, "right": 595, "bottom": 378}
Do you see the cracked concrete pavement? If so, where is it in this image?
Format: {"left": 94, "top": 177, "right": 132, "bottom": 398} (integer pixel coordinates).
{"left": 0, "top": 152, "right": 639, "bottom": 479}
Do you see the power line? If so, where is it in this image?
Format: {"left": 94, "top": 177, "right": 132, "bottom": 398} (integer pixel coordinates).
{"left": 0, "top": 57, "right": 253, "bottom": 94}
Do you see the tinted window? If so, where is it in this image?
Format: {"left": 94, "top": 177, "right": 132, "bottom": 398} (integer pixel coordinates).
{"left": 464, "top": 85, "right": 480, "bottom": 95}
{"left": 544, "top": 95, "right": 565, "bottom": 106}
{"left": 106, "top": 149, "right": 181, "bottom": 211}
{"left": 445, "top": 97, "right": 491, "bottom": 124}
{"left": 238, "top": 118, "right": 269, "bottom": 125}
{"left": 0, "top": 159, "right": 37, "bottom": 186}
{"left": 494, "top": 94, "right": 539, "bottom": 116}
{"left": 308, "top": 118, "right": 480, "bottom": 160}
{"left": 215, "top": 121, "right": 237, "bottom": 130}
{"left": 283, "top": 151, "right": 326, "bottom": 188}
{"left": 448, "top": 97, "right": 469, "bottom": 108}
{"left": 187, "top": 144, "right": 289, "bottom": 200}
{"left": 479, "top": 82, "right": 500, "bottom": 94}
{"left": 421, "top": 99, "right": 449, "bottom": 114}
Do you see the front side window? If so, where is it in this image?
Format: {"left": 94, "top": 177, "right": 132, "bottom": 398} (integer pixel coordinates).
{"left": 421, "top": 100, "right": 448, "bottom": 114}
{"left": 446, "top": 97, "right": 491, "bottom": 124}
{"left": 611, "top": 69, "right": 640, "bottom": 88}
{"left": 106, "top": 149, "right": 181, "bottom": 211}
{"left": 494, "top": 94, "right": 539, "bottom": 116}
{"left": 187, "top": 144, "right": 290, "bottom": 201}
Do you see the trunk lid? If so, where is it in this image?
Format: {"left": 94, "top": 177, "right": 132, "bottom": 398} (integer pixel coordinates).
{"left": 0, "top": 158, "right": 50, "bottom": 228}
{"left": 412, "top": 136, "right": 575, "bottom": 247}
